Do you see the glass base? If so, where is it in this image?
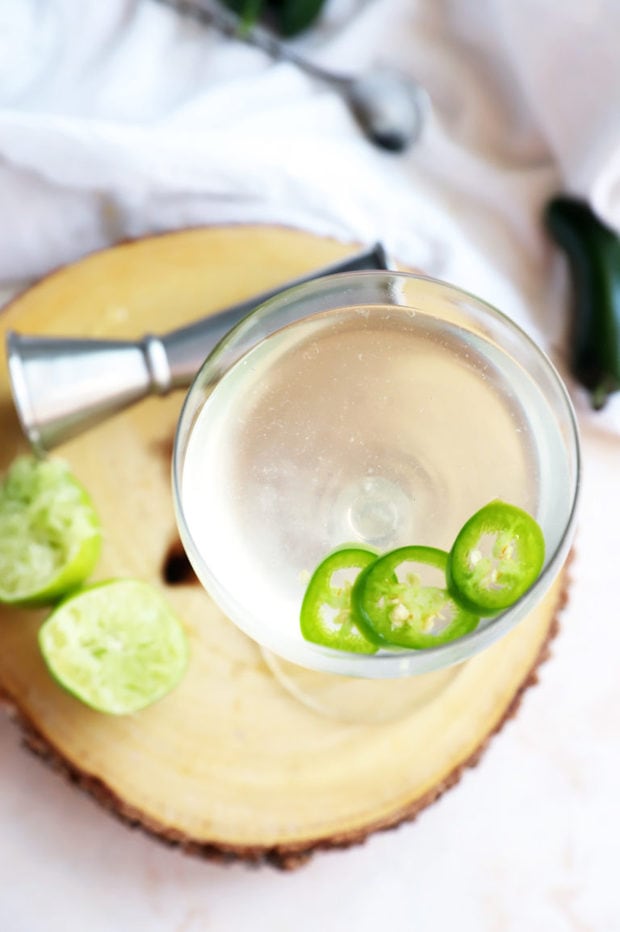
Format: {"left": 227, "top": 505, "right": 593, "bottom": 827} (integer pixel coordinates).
{"left": 260, "top": 648, "right": 462, "bottom": 724}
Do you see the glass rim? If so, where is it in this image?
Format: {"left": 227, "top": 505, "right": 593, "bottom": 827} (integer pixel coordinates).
{"left": 172, "top": 269, "right": 581, "bottom": 677}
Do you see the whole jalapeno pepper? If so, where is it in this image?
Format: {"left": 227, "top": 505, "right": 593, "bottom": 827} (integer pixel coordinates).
{"left": 222, "top": 0, "right": 327, "bottom": 36}
{"left": 545, "top": 196, "right": 620, "bottom": 410}
{"left": 275, "top": 0, "right": 327, "bottom": 36}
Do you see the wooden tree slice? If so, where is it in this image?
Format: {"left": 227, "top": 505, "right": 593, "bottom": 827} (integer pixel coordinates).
{"left": 0, "top": 226, "right": 568, "bottom": 869}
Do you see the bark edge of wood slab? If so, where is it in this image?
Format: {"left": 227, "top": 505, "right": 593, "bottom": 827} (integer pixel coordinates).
{"left": 0, "top": 605, "right": 564, "bottom": 870}
{"left": 0, "top": 225, "right": 571, "bottom": 870}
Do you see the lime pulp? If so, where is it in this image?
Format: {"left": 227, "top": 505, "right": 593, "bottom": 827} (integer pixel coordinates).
{"left": 0, "top": 456, "right": 102, "bottom": 606}
{"left": 38, "top": 579, "right": 189, "bottom": 715}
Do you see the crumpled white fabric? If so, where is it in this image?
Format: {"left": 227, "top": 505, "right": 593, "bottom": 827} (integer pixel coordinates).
{"left": 0, "top": 0, "right": 619, "bottom": 428}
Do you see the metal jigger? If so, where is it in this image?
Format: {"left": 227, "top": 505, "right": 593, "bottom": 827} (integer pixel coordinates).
{"left": 6, "top": 244, "right": 389, "bottom": 453}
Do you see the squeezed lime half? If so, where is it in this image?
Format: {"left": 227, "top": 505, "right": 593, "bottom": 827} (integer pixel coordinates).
{"left": 39, "top": 579, "right": 189, "bottom": 714}
{"left": 0, "top": 456, "right": 102, "bottom": 606}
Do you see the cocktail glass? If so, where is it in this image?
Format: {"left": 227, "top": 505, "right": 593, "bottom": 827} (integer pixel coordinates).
{"left": 172, "top": 272, "right": 579, "bottom": 720}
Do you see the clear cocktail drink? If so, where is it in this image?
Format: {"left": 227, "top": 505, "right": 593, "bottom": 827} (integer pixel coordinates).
{"left": 173, "top": 272, "right": 579, "bottom": 678}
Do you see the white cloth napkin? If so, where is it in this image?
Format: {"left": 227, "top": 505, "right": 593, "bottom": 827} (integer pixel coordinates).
{"left": 0, "top": 0, "right": 619, "bottom": 428}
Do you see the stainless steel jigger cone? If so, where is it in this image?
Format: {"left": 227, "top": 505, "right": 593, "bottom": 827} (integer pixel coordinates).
{"left": 6, "top": 244, "right": 390, "bottom": 453}
{"left": 6, "top": 333, "right": 172, "bottom": 454}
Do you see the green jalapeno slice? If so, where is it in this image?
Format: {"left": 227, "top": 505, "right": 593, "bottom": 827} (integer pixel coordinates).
{"left": 447, "top": 501, "right": 545, "bottom": 615}
{"left": 352, "top": 546, "right": 479, "bottom": 649}
{"left": 300, "top": 546, "right": 379, "bottom": 653}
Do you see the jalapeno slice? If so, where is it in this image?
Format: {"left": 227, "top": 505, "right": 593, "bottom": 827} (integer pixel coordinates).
{"left": 300, "top": 546, "right": 379, "bottom": 654}
{"left": 447, "top": 501, "right": 545, "bottom": 615}
{"left": 352, "top": 546, "right": 479, "bottom": 649}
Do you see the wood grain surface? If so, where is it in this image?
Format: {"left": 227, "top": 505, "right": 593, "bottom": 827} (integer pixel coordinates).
{"left": 0, "top": 226, "right": 568, "bottom": 868}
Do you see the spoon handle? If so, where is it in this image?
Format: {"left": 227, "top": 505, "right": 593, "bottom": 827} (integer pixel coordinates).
{"left": 166, "top": 0, "right": 350, "bottom": 83}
